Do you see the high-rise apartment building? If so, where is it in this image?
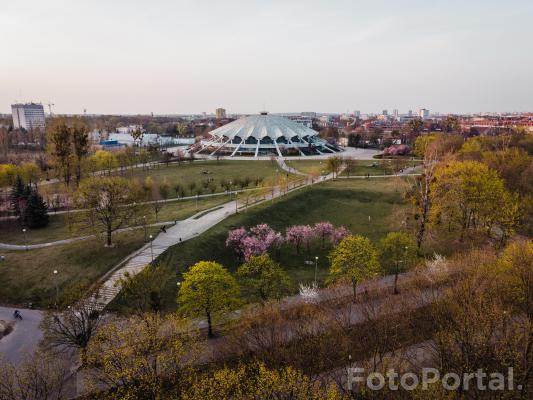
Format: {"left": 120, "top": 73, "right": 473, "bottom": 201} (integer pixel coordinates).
{"left": 215, "top": 108, "right": 227, "bottom": 119}
{"left": 11, "top": 103, "right": 46, "bottom": 130}
{"left": 419, "top": 108, "right": 430, "bottom": 119}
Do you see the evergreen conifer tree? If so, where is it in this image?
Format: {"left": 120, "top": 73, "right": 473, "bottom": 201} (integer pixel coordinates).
{"left": 24, "top": 189, "right": 49, "bottom": 228}
{"left": 9, "top": 175, "right": 30, "bottom": 216}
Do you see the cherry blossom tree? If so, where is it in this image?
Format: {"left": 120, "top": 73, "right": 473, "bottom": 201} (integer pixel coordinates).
{"left": 226, "top": 227, "right": 248, "bottom": 260}
{"left": 286, "top": 225, "right": 307, "bottom": 254}
{"left": 314, "top": 222, "right": 335, "bottom": 248}
{"left": 301, "top": 225, "right": 316, "bottom": 253}
{"left": 332, "top": 226, "right": 350, "bottom": 245}
{"left": 227, "top": 224, "right": 284, "bottom": 261}
{"left": 242, "top": 236, "right": 269, "bottom": 260}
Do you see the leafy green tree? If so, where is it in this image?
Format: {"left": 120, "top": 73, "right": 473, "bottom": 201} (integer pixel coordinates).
{"left": 174, "top": 182, "right": 186, "bottom": 198}
{"left": 178, "top": 261, "right": 240, "bottom": 338}
{"left": 183, "top": 361, "right": 347, "bottom": 400}
{"left": 442, "top": 115, "right": 460, "bottom": 133}
{"left": 74, "top": 176, "right": 142, "bottom": 246}
{"left": 86, "top": 313, "right": 199, "bottom": 400}
{"left": 326, "top": 156, "right": 343, "bottom": 178}
{"left": 407, "top": 118, "right": 424, "bottom": 135}
{"left": 482, "top": 147, "right": 532, "bottom": 194}
{"left": 92, "top": 150, "right": 118, "bottom": 175}
{"left": 24, "top": 190, "right": 49, "bottom": 229}
{"left": 117, "top": 264, "right": 166, "bottom": 314}
{"left": 0, "top": 164, "right": 20, "bottom": 187}
{"left": 413, "top": 134, "right": 438, "bottom": 158}
{"left": 20, "top": 161, "right": 42, "bottom": 188}
{"left": 378, "top": 232, "right": 417, "bottom": 294}
{"left": 328, "top": 235, "right": 380, "bottom": 301}
{"left": 47, "top": 120, "right": 73, "bottom": 185}
{"left": 431, "top": 160, "right": 519, "bottom": 244}
{"left": 236, "top": 254, "right": 291, "bottom": 302}
{"left": 131, "top": 128, "right": 144, "bottom": 147}
{"left": 71, "top": 119, "right": 89, "bottom": 186}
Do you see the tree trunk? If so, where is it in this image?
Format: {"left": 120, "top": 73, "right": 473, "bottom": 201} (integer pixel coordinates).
{"left": 207, "top": 311, "right": 213, "bottom": 338}
{"left": 106, "top": 227, "right": 112, "bottom": 247}
{"left": 393, "top": 273, "right": 399, "bottom": 295}
{"left": 352, "top": 280, "right": 357, "bottom": 303}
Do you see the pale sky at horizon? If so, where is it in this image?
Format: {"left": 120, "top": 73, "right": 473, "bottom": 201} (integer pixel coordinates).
{"left": 2, "top": 0, "right": 533, "bottom": 115}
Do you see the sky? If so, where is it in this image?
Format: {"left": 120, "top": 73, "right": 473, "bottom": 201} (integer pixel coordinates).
{"left": 1, "top": 0, "right": 533, "bottom": 115}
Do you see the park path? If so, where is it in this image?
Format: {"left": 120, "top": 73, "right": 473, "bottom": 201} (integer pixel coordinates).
{"left": 88, "top": 159, "right": 336, "bottom": 311}
{"left": 0, "top": 306, "right": 43, "bottom": 365}
{"left": 87, "top": 201, "right": 240, "bottom": 310}
{"left": 276, "top": 157, "right": 306, "bottom": 175}
{"left": 0, "top": 220, "right": 173, "bottom": 251}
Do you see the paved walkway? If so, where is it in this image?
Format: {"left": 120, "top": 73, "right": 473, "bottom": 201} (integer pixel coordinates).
{"left": 88, "top": 167, "right": 320, "bottom": 311}
{"left": 87, "top": 201, "right": 241, "bottom": 310}
{"left": 0, "top": 306, "right": 43, "bottom": 365}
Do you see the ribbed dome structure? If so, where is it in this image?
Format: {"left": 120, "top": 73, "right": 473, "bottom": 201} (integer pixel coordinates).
{"left": 210, "top": 114, "right": 317, "bottom": 143}
{"left": 197, "top": 113, "right": 341, "bottom": 157}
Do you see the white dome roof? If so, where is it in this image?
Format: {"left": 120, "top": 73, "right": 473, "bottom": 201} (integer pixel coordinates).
{"left": 209, "top": 114, "right": 318, "bottom": 141}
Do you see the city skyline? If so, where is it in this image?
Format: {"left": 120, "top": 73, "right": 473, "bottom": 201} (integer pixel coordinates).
{"left": 2, "top": 0, "right": 533, "bottom": 115}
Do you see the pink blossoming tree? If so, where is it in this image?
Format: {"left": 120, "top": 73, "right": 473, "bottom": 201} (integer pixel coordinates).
{"left": 314, "top": 222, "right": 335, "bottom": 248}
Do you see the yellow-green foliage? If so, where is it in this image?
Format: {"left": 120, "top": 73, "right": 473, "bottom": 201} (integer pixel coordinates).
{"left": 413, "top": 134, "right": 439, "bottom": 157}
{"left": 178, "top": 261, "right": 240, "bottom": 336}
{"left": 329, "top": 235, "right": 380, "bottom": 297}
{"left": 431, "top": 160, "right": 519, "bottom": 242}
{"left": 182, "top": 362, "right": 348, "bottom": 400}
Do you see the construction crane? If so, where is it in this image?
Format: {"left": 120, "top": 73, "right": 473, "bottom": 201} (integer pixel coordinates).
{"left": 46, "top": 101, "right": 55, "bottom": 116}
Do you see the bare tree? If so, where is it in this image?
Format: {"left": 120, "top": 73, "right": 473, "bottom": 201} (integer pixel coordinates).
{"left": 409, "top": 142, "right": 440, "bottom": 249}
{"left": 0, "top": 351, "right": 70, "bottom": 400}
{"left": 41, "top": 298, "right": 104, "bottom": 365}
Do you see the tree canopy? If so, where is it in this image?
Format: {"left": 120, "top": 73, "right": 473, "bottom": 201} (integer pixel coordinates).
{"left": 328, "top": 235, "right": 380, "bottom": 301}
{"left": 178, "top": 261, "right": 240, "bottom": 337}
{"left": 236, "top": 254, "right": 291, "bottom": 302}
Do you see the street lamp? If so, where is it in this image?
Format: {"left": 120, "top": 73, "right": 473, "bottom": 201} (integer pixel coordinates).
{"left": 22, "top": 228, "right": 27, "bottom": 251}
{"left": 143, "top": 215, "right": 147, "bottom": 242}
{"left": 314, "top": 256, "right": 319, "bottom": 286}
{"left": 149, "top": 235, "right": 154, "bottom": 262}
{"left": 53, "top": 269, "right": 59, "bottom": 307}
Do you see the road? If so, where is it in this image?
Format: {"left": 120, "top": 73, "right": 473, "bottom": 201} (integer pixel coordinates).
{"left": 0, "top": 306, "right": 43, "bottom": 365}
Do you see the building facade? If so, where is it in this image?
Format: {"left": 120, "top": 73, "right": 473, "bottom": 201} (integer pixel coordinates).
{"left": 11, "top": 103, "right": 46, "bottom": 130}
{"left": 419, "top": 108, "right": 430, "bottom": 119}
{"left": 215, "top": 108, "right": 226, "bottom": 119}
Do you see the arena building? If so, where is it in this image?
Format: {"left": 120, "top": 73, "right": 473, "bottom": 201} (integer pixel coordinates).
{"left": 196, "top": 112, "right": 343, "bottom": 157}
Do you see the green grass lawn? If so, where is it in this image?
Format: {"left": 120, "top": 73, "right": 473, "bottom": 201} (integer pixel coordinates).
{"left": 120, "top": 160, "right": 282, "bottom": 196}
{"left": 34, "top": 160, "right": 283, "bottom": 207}
{"left": 342, "top": 160, "right": 393, "bottom": 176}
{"left": 111, "top": 177, "right": 410, "bottom": 312}
{"left": 0, "top": 195, "right": 230, "bottom": 245}
{"left": 286, "top": 160, "right": 330, "bottom": 176}
{"left": 0, "top": 228, "right": 159, "bottom": 308}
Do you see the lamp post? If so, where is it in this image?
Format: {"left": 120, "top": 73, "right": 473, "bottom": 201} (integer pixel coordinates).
{"left": 149, "top": 235, "right": 154, "bottom": 263}
{"left": 143, "top": 215, "right": 147, "bottom": 242}
{"left": 314, "top": 256, "right": 319, "bottom": 286}
{"left": 53, "top": 269, "right": 59, "bottom": 307}
{"left": 22, "top": 228, "right": 27, "bottom": 251}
